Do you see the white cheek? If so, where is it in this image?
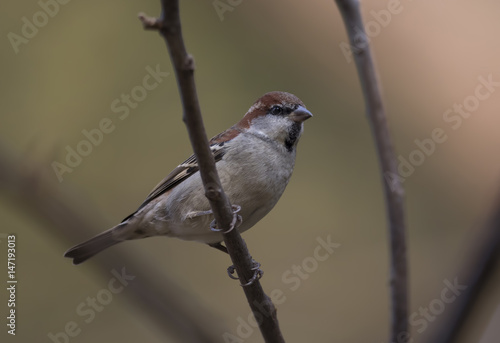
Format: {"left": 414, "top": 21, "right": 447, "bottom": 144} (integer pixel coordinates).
{"left": 249, "top": 115, "right": 292, "bottom": 142}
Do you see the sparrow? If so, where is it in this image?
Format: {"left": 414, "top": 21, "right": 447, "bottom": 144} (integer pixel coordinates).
{"left": 64, "top": 91, "right": 312, "bottom": 264}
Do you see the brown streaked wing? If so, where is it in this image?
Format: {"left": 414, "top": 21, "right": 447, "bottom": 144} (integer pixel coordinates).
{"left": 120, "top": 139, "right": 230, "bottom": 222}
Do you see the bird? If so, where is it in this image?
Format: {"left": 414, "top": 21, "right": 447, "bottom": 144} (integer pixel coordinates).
{"left": 64, "top": 91, "right": 312, "bottom": 264}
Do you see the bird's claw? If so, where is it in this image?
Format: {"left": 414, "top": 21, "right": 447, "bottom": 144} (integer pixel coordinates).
{"left": 227, "top": 265, "right": 239, "bottom": 280}
{"left": 210, "top": 205, "right": 242, "bottom": 234}
{"left": 227, "top": 260, "right": 263, "bottom": 287}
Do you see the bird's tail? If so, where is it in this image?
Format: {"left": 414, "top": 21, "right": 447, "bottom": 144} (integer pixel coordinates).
{"left": 64, "top": 223, "right": 127, "bottom": 265}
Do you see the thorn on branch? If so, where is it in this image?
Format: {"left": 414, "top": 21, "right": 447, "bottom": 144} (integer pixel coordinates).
{"left": 138, "top": 12, "right": 162, "bottom": 30}
{"left": 183, "top": 54, "right": 196, "bottom": 71}
{"left": 205, "top": 185, "right": 220, "bottom": 200}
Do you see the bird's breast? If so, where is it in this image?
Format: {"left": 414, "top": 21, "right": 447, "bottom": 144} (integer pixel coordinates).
{"left": 217, "top": 134, "right": 296, "bottom": 220}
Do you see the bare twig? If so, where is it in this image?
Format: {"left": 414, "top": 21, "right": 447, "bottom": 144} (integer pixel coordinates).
{"left": 139, "top": 1, "right": 285, "bottom": 342}
{"left": 0, "top": 144, "right": 226, "bottom": 343}
{"left": 334, "top": 0, "right": 408, "bottom": 341}
{"left": 429, "top": 193, "right": 500, "bottom": 343}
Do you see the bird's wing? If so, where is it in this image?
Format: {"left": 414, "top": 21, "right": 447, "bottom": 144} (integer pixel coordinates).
{"left": 120, "top": 128, "right": 242, "bottom": 223}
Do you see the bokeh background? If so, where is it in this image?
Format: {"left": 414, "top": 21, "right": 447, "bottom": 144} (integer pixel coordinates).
{"left": 1, "top": 0, "right": 500, "bottom": 342}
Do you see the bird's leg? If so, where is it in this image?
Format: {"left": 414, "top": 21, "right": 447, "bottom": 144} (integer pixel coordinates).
{"left": 185, "top": 209, "right": 213, "bottom": 219}
{"left": 208, "top": 242, "right": 228, "bottom": 254}
{"left": 206, "top": 205, "right": 262, "bottom": 285}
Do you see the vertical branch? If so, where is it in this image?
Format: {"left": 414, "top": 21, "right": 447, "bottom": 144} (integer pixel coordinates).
{"left": 139, "top": 1, "right": 285, "bottom": 342}
{"left": 334, "top": 0, "right": 408, "bottom": 341}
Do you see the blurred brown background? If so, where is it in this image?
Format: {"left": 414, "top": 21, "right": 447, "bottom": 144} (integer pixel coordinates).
{"left": 1, "top": 0, "right": 500, "bottom": 342}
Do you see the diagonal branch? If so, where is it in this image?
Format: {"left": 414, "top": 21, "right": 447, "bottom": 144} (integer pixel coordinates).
{"left": 428, "top": 191, "right": 500, "bottom": 343}
{"left": 138, "top": 1, "right": 285, "bottom": 342}
{"left": 334, "top": 0, "right": 408, "bottom": 341}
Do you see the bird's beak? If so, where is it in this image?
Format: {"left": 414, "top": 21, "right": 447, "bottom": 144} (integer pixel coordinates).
{"left": 290, "top": 106, "right": 313, "bottom": 123}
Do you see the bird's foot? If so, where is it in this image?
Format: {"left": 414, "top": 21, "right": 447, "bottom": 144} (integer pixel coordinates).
{"left": 227, "top": 259, "right": 263, "bottom": 287}
{"left": 210, "top": 205, "right": 242, "bottom": 234}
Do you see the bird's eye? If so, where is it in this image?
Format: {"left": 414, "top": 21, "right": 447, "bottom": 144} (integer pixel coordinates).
{"left": 270, "top": 105, "right": 284, "bottom": 115}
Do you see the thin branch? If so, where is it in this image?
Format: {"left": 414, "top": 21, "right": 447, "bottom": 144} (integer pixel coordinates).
{"left": 139, "top": 1, "right": 285, "bottom": 342}
{"left": 0, "top": 144, "right": 226, "bottom": 343}
{"left": 334, "top": 0, "right": 408, "bottom": 341}
{"left": 428, "top": 192, "right": 500, "bottom": 343}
